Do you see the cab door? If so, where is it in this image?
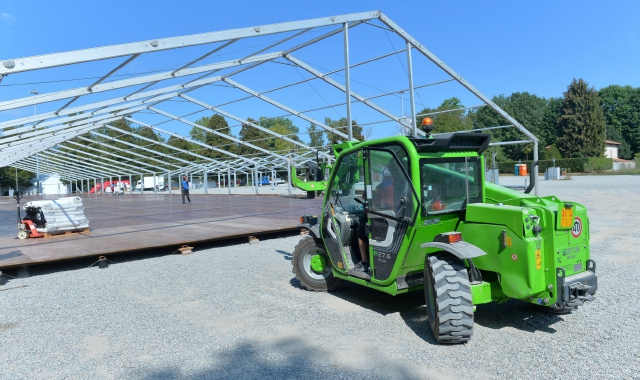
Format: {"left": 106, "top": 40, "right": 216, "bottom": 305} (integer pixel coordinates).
{"left": 320, "top": 149, "right": 365, "bottom": 271}
{"left": 365, "top": 148, "right": 419, "bottom": 281}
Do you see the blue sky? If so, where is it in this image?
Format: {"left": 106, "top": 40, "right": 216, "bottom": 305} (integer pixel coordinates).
{"left": 1, "top": 0, "right": 638, "bottom": 142}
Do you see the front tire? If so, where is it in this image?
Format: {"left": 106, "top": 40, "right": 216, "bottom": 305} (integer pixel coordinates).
{"left": 18, "top": 230, "right": 29, "bottom": 240}
{"left": 424, "top": 253, "right": 474, "bottom": 343}
{"left": 292, "top": 235, "right": 341, "bottom": 291}
{"left": 306, "top": 191, "right": 315, "bottom": 199}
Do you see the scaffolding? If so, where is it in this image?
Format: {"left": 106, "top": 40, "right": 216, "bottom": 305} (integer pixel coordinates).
{"left": 0, "top": 10, "right": 539, "bottom": 195}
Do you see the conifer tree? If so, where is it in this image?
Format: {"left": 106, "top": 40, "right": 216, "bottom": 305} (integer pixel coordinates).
{"left": 556, "top": 78, "right": 606, "bottom": 158}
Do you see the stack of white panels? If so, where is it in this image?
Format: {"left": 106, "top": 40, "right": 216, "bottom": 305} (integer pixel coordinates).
{"left": 23, "top": 196, "right": 89, "bottom": 233}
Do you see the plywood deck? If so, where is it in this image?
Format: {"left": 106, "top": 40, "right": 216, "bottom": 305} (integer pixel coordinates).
{"left": 0, "top": 193, "right": 322, "bottom": 269}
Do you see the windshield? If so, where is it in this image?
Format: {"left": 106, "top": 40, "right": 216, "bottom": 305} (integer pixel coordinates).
{"left": 420, "top": 156, "right": 482, "bottom": 216}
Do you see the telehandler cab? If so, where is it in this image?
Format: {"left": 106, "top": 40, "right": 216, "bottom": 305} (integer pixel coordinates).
{"left": 291, "top": 121, "right": 597, "bottom": 344}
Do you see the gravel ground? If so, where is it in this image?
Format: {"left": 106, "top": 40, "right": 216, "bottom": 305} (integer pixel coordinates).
{"left": 1, "top": 175, "right": 639, "bottom": 379}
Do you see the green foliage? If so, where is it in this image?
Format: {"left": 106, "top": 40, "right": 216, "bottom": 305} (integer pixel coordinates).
{"left": 324, "top": 117, "right": 364, "bottom": 144}
{"left": 584, "top": 157, "right": 613, "bottom": 173}
{"left": 556, "top": 78, "right": 606, "bottom": 158}
{"left": 543, "top": 144, "right": 563, "bottom": 160}
{"left": 473, "top": 93, "right": 557, "bottom": 161}
{"left": 600, "top": 85, "right": 640, "bottom": 155}
{"left": 307, "top": 124, "right": 324, "bottom": 147}
{"left": 0, "top": 167, "right": 34, "bottom": 193}
{"left": 496, "top": 158, "right": 590, "bottom": 174}
{"left": 416, "top": 97, "right": 473, "bottom": 135}
{"left": 238, "top": 117, "right": 270, "bottom": 156}
{"left": 192, "top": 114, "right": 238, "bottom": 158}
{"left": 606, "top": 126, "right": 633, "bottom": 159}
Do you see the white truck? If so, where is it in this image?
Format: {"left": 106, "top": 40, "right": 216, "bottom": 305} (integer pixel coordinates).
{"left": 136, "top": 176, "right": 166, "bottom": 191}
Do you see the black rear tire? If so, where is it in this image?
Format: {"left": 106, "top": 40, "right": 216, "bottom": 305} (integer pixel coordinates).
{"left": 292, "top": 235, "right": 341, "bottom": 291}
{"left": 306, "top": 191, "right": 315, "bottom": 199}
{"left": 424, "top": 253, "right": 474, "bottom": 343}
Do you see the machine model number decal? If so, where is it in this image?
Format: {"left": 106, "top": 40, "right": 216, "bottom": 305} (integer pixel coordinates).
{"left": 535, "top": 250, "right": 542, "bottom": 270}
{"left": 571, "top": 217, "right": 582, "bottom": 238}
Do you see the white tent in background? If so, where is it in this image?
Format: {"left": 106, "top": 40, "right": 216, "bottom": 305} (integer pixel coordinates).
{"left": 26, "top": 174, "right": 69, "bottom": 195}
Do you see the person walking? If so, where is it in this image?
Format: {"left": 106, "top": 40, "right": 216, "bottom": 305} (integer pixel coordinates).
{"left": 181, "top": 175, "right": 191, "bottom": 204}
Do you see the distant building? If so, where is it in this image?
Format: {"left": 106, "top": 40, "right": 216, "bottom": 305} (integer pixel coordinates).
{"left": 26, "top": 174, "right": 69, "bottom": 195}
{"left": 605, "top": 140, "right": 636, "bottom": 170}
{"left": 604, "top": 140, "right": 621, "bottom": 159}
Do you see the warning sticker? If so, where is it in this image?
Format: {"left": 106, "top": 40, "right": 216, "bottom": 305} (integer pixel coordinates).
{"left": 571, "top": 217, "right": 582, "bottom": 238}
{"left": 535, "top": 249, "right": 542, "bottom": 270}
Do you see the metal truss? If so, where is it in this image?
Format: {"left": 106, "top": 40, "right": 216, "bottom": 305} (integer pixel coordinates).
{"left": 0, "top": 10, "right": 540, "bottom": 195}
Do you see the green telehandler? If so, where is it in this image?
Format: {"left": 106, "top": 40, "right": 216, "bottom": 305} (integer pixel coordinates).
{"left": 290, "top": 121, "right": 597, "bottom": 344}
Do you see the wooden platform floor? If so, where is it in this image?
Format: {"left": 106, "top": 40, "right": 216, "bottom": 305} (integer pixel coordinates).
{"left": 0, "top": 193, "right": 322, "bottom": 269}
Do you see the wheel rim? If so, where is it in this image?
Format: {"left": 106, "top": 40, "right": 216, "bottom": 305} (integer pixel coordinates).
{"left": 302, "top": 247, "right": 331, "bottom": 280}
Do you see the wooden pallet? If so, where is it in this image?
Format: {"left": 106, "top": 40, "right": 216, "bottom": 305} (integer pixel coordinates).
{"left": 44, "top": 228, "right": 90, "bottom": 238}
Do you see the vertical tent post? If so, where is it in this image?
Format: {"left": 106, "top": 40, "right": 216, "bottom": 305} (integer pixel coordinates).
{"left": 140, "top": 173, "right": 144, "bottom": 195}
{"left": 344, "top": 22, "right": 353, "bottom": 141}
{"left": 168, "top": 172, "right": 172, "bottom": 194}
{"left": 204, "top": 169, "right": 208, "bottom": 194}
{"left": 406, "top": 41, "right": 417, "bottom": 137}
{"left": 287, "top": 159, "right": 292, "bottom": 195}
{"left": 153, "top": 172, "right": 157, "bottom": 194}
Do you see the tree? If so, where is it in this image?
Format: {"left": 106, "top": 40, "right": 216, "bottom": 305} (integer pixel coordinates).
{"left": 600, "top": 85, "right": 640, "bottom": 155}
{"left": 307, "top": 124, "right": 324, "bottom": 147}
{"left": 238, "top": 117, "right": 269, "bottom": 156}
{"left": 416, "top": 97, "right": 473, "bottom": 135}
{"left": 606, "top": 126, "right": 633, "bottom": 159}
{"left": 192, "top": 114, "right": 238, "bottom": 158}
{"left": 0, "top": 167, "right": 33, "bottom": 194}
{"left": 556, "top": 79, "right": 606, "bottom": 158}
{"left": 324, "top": 117, "right": 364, "bottom": 145}
{"left": 473, "top": 93, "right": 554, "bottom": 161}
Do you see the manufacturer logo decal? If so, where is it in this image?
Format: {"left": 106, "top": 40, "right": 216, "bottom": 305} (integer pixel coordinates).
{"left": 511, "top": 254, "right": 518, "bottom": 261}
{"left": 571, "top": 217, "right": 582, "bottom": 238}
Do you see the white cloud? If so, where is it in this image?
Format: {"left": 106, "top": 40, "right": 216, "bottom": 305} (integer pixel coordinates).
{"left": 0, "top": 12, "right": 16, "bottom": 26}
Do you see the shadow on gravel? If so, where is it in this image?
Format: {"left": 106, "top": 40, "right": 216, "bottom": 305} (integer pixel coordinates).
{"left": 290, "top": 278, "right": 564, "bottom": 343}
{"left": 288, "top": 278, "right": 439, "bottom": 344}
{"left": 276, "top": 249, "right": 293, "bottom": 261}
{"left": 474, "top": 300, "right": 564, "bottom": 334}
{"left": 141, "top": 338, "right": 422, "bottom": 380}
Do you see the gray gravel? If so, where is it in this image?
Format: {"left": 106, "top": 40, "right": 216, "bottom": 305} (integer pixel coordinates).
{"left": 1, "top": 175, "right": 639, "bottom": 379}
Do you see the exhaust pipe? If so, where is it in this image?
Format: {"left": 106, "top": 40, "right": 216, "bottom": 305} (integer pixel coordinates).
{"left": 524, "top": 161, "right": 539, "bottom": 194}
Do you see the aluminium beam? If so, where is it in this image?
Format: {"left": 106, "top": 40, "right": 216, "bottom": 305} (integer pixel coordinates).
{"left": 0, "top": 11, "right": 379, "bottom": 75}
{"left": 19, "top": 158, "right": 109, "bottom": 181}
{"left": 104, "top": 124, "right": 214, "bottom": 167}
{"left": 89, "top": 130, "right": 203, "bottom": 169}
{"left": 75, "top": 136, "right": 182, "bottom": 170}
{"left": 0, "top": 52, "right": 282, "bottom": 112}
{"left": 285, "top": 54, "right": 411, "bottom": 132}
{"left": 179, "top": 94, "right": 330, "bottom": 159}
{"left": 378, "top": 13, "right": 539, "bottom": 193}
{"left": 56, "top": 144, "right": 152, "bottom": 174}
{"left": 145, "top": 108, "right": 288, "bottom": 161}
{"left": 223, "top": 78, "right": 348, "bottom": 139}
{"left": 34, "top": 153, "right": 116, "bottom": 178}
{"left": 42, "top": 150, "right": 127, "bottom": 177}
{"left": 125, "top": 117, "right": 239, "bottom": 168}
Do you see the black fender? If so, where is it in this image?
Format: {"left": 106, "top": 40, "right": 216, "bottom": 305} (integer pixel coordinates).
{"left": 298, "top": 223, "right": 320, "bottom": 239}
{"left": 420, "top": 241, "right": 487, "bottom": 260}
